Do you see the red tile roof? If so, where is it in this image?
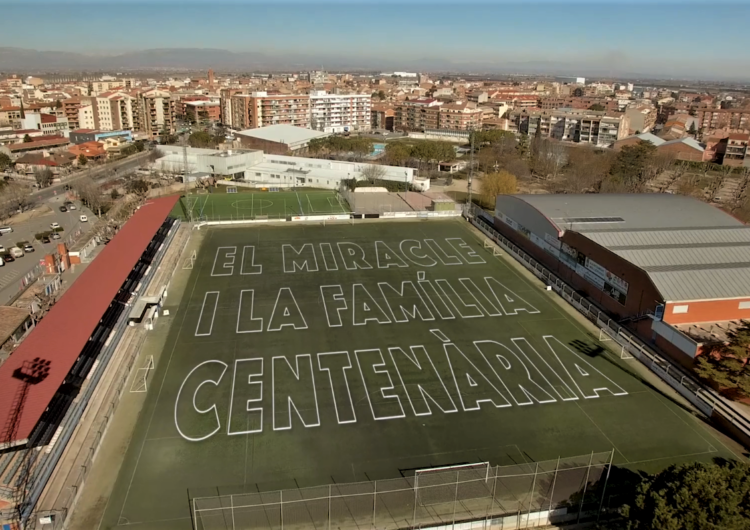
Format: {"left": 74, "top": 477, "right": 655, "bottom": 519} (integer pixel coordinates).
{"left": 0, "top": 195, "right": 179, "bottom": 445}
{"left": 7, "top": 137, "right": 69, "bottom": 152}
{"left": 40, "top": 113, "right": 56, "bottom": 123}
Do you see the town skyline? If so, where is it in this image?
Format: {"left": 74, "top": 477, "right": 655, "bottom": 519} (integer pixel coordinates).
{"left": 2, "top": 2, "right": 750, "bottom": 81}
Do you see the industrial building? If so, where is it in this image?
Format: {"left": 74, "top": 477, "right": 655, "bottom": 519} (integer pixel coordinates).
{"left": 491, "top": 193, "right": 750, "bottom": 364}
{"left": 155, "top": 145, "right": 424, "bottom": 190}
{"left": 234, "top": 124, "right": 330, "bottom": 154}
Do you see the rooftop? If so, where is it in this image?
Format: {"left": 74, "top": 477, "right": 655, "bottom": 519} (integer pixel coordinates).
{"left": 236, "top": 124, "right": 330, "bottom": 146}
{"left": 510, "top": 193, "right": 750, "bottom": 302}
{"left": 0, "top": 306, "right": 31, "bottom": 345}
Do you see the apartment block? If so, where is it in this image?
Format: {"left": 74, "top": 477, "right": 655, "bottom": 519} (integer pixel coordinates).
{"left": 371, "top": 105, "right": 395, "bottom": 131}
{"left": 723, "top": 133, "right": 749, "bottom": 166}
{"left": 137, "top": 90, "right": 177, "bottom": 139}
{"left": 697, "top": 109, "right": 750, "bottom": 133}
{"left": 309, "top": 91, "right": 371, "bottom": 133}
{"left": 230, "top": 92, "right": 310, "bottom": 130}
{"left": 438, "top": 101, "right": 483, "bottom": 130}
{"left": 624, "top": 105, "right": 657, "bottom": 134}
{"left": 185, "top": 100, "right": 221, "bottom": 124}
{"left": 510, "top": 108, "right": 629, "bottom": 147}
{"left": 395, "top": 98, "right": 442, "bottom": 131}
{"left": 220, "top": 88, "right": 243, "bottom": 127}
{"left": 61, "top": 98, "right": 81, "bottom": 129}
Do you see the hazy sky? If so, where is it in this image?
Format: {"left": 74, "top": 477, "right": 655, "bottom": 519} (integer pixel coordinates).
{"left": 2, "top": 1, "right": 750, "bottom": 79}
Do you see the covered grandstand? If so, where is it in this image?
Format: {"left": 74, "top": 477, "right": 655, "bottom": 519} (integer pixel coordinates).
{"left": 0, "top": 195, "right": 179, "bottom": 523}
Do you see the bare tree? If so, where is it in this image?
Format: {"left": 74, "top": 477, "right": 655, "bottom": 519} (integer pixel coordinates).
{"left": 534, "top": 139, "right": 568, "bottom": 180}
{"left": 644, "top": 151, "right": 676, "bottom": 181}
{"left": 359, "top": 164, "right": 387, "bottom": 183}
{"left": 34, "top": 167, "right": 54, "bottom": 189}
{"left": 72, "top": 176, "right": 107, "bottom": 215}
{"left": 0, "top": 183, "right": 32, "bottom": 219}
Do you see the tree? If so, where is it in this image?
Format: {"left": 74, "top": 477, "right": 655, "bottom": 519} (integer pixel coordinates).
{"left": 377, "top": 90, "right": 386, "bottom": 101}
{"left": 479, "top": 170, "right": 517, "bottom": 208}
{"left": 188, "top": 130, "right": 215, "bottom": 148}
{"left": 620, "top": 460, "right": 750, "bottom": 530}
{"left": 688, "top": 122, "right": 698, "bottom": 136}
{"left": 0, "top": 152, "right": 11, "bottom": 172}
{"left": 77, "top": 154, "right": 88, "bottom": 166}
{"left": 360, "top": 164, "right": 387, "bottom": 183}
{"left": 23, "top": 134, "right": 32, "bottom": 143}
{"left": 694, "top": 321, "right": 750, "bottom": 398}
{"left": 110, "top": 189, "right": 120, "bottom": 200}
{"left": 126, "top": 178, "right": 150, "bottom": 196}
{"left": 470, "top": 130, "right": 515, "bottom": 147}
{"left": 0, "top": 183, "right": 32, "bottom": 219}
{"left": 608, "top": 140, "right": 658, "bottom": 191}
{"left": 516, "top": 134, "right": 529, "bottom": 159}
{"left": 55, "top": 99, "right": 62, "bottom": 109}
{"left": 33, "top": 167, "right": 53, "bottom": 188}
{"left": 72, "top": 176, "right": 106, "bottom": 213}
{"left": 588, "top": 103, "right": 606, "bottom": 111}
{"left": 134, "top": 140, "right": 146, "bottom": 152}
{"left": 384, "top": 142, "right": 412, "bottom": 166}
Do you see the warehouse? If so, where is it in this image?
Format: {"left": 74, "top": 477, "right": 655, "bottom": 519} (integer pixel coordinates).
{"left": 492, "top": 193, "right": 750, "bottom": 363}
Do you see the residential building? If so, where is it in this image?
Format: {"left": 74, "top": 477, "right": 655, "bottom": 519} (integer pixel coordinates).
{"left": 19, "top": 112, "right": 70, "bottom": 137}
{"left": 309, "top": 91, "right": 371, "bottom": 133}
{"left": 219, "top": 88, "right": 243, "bottom": 127}
{"left": 371, "top": 104, "right": 395, "bottom": 131}
{"left": 510, "top": 108, "right": 629, "bottom": 147}
{"left": 624, "top": 105, "right": 657, "bottom": 134}
{"left": 69, "top": 141, "right": 107, "bottom": 161}
{"left": 438, "top": 101, "right": 483, "bottom": 130}
{"left": 61, "top": 98, "right": 81, "bottom": 130}
{"left": 467, "top": 91, "right": 488, "bottom": 104}
{"left": 696, "top": 108, "right": 750, "bottom": 133}
{"left": 137, "top": 90, "right": 176, "bottom": 139}
{"left": 723, "top": 133, "right": 749, "bottom": 166}
{"left": 185, "top": 100, "right": 221, "bottom": 124}
{"left": 230, "top": 92, "right": 310, "bottom": 130}
{"left": 395, "top": 98, "right": 442, "bottom": 131}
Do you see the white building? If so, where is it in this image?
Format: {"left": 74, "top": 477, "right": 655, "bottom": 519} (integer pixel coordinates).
{"left": 308, "top": 91, "right": 371, "bottom": 133}
{"left": 155, "top": 146, "right": 424, "bottom": 190}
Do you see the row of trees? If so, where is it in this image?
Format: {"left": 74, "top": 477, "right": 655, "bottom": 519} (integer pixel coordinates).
{"left": 308, "top": 136, "right": 375, "bottom": 157}
{"left": 384, "top": 141, "right": 456, "bottom": 170}
{"left": 694, "top": 322, "right": 750, "bottom": 399}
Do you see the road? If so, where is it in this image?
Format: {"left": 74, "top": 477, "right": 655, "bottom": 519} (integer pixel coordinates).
{"left": 29, "top": 151, "right": 151, "bottom": 204}
{"left": 0, "top": 196, "right": 95, "bottom": 303}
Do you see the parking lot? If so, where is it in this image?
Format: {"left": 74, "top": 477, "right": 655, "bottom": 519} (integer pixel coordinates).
{"left": 0, "top": 195, "right": 95, "bottom": 303}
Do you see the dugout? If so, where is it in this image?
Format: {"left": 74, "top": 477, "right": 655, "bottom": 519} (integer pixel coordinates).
{"left": 492, "top": 193, "right": 750, "bottom": 365}
{"left": 0, "top": 195, "right": 179, "bottom": 450}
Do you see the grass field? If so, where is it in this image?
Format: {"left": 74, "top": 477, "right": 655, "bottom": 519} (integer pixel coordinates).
{"left": 170, "top": 190, "right": 349, "bottom": 221}
{"left": 101, "top": 219, "right": 740, "bottom": 529}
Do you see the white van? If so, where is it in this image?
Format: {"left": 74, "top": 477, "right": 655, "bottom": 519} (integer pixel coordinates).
{"left": 10, "top": 248, "right": 24, "bottom": 258}
{"left": 0, "top": 226, "right": 12, "bottom": 234}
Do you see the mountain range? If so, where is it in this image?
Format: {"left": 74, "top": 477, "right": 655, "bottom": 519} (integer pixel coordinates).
{"left": 0, "top": 47, "right": 743, "bottom": 82}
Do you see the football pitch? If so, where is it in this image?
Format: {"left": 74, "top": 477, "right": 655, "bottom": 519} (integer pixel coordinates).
{"left": 101, "top": 219, "right": 739, "bottom": 529}
{"left": 171, "top": 190, "right": 349, "bottom": 221}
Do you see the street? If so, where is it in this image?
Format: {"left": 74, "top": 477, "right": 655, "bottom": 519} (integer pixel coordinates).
{"left": 0, "top": 195, "right": 95, "bottom": 303}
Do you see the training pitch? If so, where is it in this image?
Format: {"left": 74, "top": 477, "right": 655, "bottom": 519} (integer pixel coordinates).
{"left": 172, "top": 190, "right": 349, "bottom": 221}
{"left": 102, "top": 219, "right": 737, "bottom": 529}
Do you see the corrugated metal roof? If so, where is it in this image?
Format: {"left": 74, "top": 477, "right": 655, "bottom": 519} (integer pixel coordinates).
{"left": 517, "top": 193, "right": 741, "bottom": 233}
{"left": 236, "top": 124, "right": 330, "bottom": 146}
{"left": 613, "top": 246, "right": 750, "bottom": 269}
{"left": 511, "top": 194, "right": 750, "bottom": 303}
{"left": 0, "top": 195, "right": 178, "bottom": 445}
{"left": 585, "top": 228, "right": 750, "bottom": 249}
{"left": 650, "top": 268, "right": 750, "bottom": 302}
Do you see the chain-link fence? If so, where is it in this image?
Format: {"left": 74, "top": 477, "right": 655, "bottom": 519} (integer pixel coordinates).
{"left": 192, "top": 452, "right": 614, "bottom": 530}
{"left": 465, "top": 206, "right": 750, "bottom": 442}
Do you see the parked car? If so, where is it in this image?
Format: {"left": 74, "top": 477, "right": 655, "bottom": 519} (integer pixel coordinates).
{"left": 68, "top": 204, "right": 77, "bottom": 210}
{"left": 79, "top": 215, "right": 88, "bottom": 222}
{"left": 0, "top": 226, "right": 12, "bottom": 234}
{"left": 51, "top": 232, "right": 61, "bottom": 240}
{"left": 0, "top": 245, "right": 4, "bottom": 253}
{"left": 23, "top": 244, "right": 34, "bottom": 253}
{"left": 40, "top": 236, "right": 50, "bottom": 244}
{"left": 59, "top": 206, "right": 67, "bottom": 212}
{"left": 10, "top": 248, "right": 24, "bottom": 258}
{"left": 3, "top": 254, "right": 14, "bottom": 263}
{"left": 0, "top": 257, "right": 4, "bottom": 267}
{"left": 50, "top": 222, "right": 61, "bottom": 230}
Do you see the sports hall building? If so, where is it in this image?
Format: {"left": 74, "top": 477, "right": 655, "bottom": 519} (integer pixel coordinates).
{"left": 491, "top": 193, "right": 750, "bottom": 365}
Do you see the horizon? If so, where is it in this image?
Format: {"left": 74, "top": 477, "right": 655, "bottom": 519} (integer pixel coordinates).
{"left": 1, "top": 1, "right": 750, "bottom": 81}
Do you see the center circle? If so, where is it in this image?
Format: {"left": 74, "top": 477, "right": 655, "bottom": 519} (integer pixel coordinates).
{"left": 231, "top": 199, "right": 275, "bottom": 210}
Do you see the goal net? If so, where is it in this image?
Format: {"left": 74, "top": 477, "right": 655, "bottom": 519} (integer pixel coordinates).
{"left": 130, "top": 355, "right": 155, "bottom": 393}
{"left": 484, "top": 239, "right": 502, "bottom": 256}
{"left": 414, "top": 462, "right": 491, "bottom": 508}
{"left": 599, "top": 328, "right": 634, "bottom": 360}
{"left": 182, "top": 250, "right": 197, "bottom": 269}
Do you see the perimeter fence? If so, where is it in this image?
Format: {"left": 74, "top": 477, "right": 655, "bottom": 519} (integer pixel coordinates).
{"left": 192, "top": 451, "right": 615, "bottom": 530}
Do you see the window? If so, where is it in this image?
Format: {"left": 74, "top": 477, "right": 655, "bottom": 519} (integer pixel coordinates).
{"left": 739, "top": 301, "right": 750, "bottom": 310}
{"left": 255, "top": 172, "right": 261, "bottom": 177}
{"left": 672, "top": 305, "right": 689, "bottom": 314}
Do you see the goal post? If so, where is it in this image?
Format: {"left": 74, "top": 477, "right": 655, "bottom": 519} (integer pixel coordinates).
{"left": 130, "top": 355, "right": 155, "bottom": 393}
{"left": 413, "top": 462, "right": 491, "bottom": 509}
{"left": 484, "top": 239, "right": 501, "bottom": 256}
{"left": 182, "top": 250, "right": 197, "bottom": 270}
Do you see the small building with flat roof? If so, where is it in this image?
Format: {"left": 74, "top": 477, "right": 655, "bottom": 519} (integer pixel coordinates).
{"left": 234, "top": 124, "right": 331, "bottom": 155}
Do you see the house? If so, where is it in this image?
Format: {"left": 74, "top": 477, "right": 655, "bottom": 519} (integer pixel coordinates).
{"left": 13, "top": 152, "right": 73, "bottom": 175}
{"left": 68, "top": 141, "right": 107, "bottom": 161}
{"left": 656, "top": 137, "right": 705, "bottom": 162}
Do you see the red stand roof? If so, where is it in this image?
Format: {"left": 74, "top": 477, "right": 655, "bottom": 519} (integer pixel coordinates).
{"left": 0, "top": 195, "right": 179, "bottom": 445}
